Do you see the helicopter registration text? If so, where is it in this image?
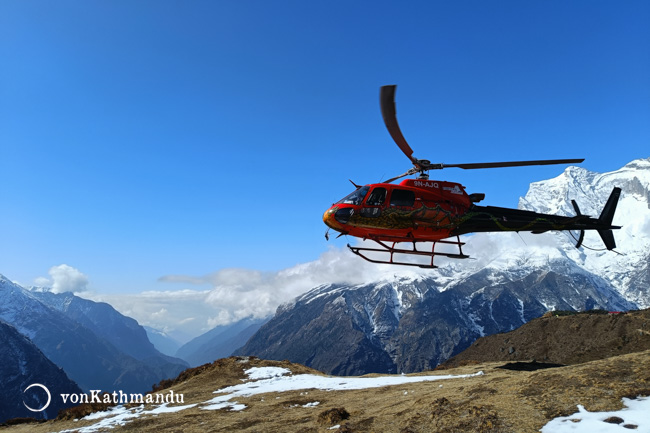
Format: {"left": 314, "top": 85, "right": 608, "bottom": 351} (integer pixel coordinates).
{"left": 413, "top": 180, "right": 439, "bottom": 189}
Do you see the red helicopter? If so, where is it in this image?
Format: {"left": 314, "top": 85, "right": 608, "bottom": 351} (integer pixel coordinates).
{"left": 323, "top": 85, "right": 621, "bottom": 268}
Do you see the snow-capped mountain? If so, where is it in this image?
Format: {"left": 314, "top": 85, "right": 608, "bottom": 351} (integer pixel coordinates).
{"left": 0, "top": 275, "right": 187, "bottom": 393}
{"left": 29, "top": 289, "right": 188, "bottom": 370}
{"left": 238, "top": 159, "right": 649, "bottom": 375}
{"left": 238, "top": 270, "right": 632, "bottom": 375}
{"left": 519, "top": 158, "right": 650, "bottom": 307}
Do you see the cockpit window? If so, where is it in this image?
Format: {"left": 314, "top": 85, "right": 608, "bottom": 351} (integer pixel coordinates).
{"left": 390, "top": 188, "right": 415, "bottom": 207}
{"left": 366, "top": 187, "right": 387, "bottom": 206}
{"left": 336, "top": 185, "right": 370, "bottom": 205}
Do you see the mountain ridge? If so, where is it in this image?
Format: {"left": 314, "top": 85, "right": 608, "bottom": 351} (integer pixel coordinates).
{"left": 175, "top": 316, "right": 269, "bottom": 367}
{"left": 0, "top": 320, "right": 83, "bottom": 423}
{"left": 0, "top": 275, "right": 187, "bottom": 393}
{"left": 236, "top": 158, "right": 648, "bottom": 375}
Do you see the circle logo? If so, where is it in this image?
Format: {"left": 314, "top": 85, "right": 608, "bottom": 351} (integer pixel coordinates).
{"left": 23, "top": 383, "right": 51, "bottom": 412}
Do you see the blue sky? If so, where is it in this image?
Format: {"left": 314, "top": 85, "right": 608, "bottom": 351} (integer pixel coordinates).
{"left": 1, "top": 0, "right": 649, "bottom": 296}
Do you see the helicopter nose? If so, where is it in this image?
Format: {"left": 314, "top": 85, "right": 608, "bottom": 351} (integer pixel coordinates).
{"left": 323, "top": 205, "right": 356, "bottom": 230}
{"left": 323, "top": 207, "right": 338, "bottom": 230}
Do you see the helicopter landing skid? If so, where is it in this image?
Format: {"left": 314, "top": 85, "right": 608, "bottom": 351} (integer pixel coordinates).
{"left": 347, "top": 237, "right": 469, "bottom": 269}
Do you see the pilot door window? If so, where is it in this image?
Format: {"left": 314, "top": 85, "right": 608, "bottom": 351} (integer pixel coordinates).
{"left": 366, "top": 187, "right": 387, "bottom": 206}
{"left": 361, "top": 187, "right": 386, "bottom": 217}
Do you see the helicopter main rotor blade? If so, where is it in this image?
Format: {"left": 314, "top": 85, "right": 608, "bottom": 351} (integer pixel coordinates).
{"left": 437, "top": 158, "right": 585, "bottom": 170}
{"left": 379, "top": 85, "right": 584, "bottom": 181}
{"left": 380, "top": 85, "right": 419, "bottom": 165}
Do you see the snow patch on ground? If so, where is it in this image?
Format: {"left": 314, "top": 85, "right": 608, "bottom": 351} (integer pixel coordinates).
{"left": 541, "top": 396, "right": 650, "bottom": 432}
{"left": 41, "top": 366, "right": 650, "bottom": 433}
{"left": 243, "top": 366, "right": 291, "bottom": 380}
{"left": 55, "top": 367, "right": 485, "bottom": 432}
{"left": 60, "top": 403, "right": 198, "bottom": 433}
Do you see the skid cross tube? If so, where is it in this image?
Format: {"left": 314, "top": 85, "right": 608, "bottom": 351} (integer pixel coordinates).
{"left": 347, "top": 237, "right": 469, "bottom": 268}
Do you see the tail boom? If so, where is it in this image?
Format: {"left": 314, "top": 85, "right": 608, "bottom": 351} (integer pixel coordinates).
{"left": 453, "top": 187, "right": 622, "bottom": 250}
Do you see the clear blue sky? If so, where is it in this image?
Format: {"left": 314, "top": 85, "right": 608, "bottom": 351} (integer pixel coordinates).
{"left": 1, "top": 0, "right": 649, "bottom": 293}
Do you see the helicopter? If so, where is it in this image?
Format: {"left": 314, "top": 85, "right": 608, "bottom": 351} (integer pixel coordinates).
{"left": 322, "top": 85, "right": 621, "bottom": 268}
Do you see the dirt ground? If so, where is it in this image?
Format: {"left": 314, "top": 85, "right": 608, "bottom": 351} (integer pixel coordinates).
{"left": 3, "top": 349, "right": 649, "bottom": 433}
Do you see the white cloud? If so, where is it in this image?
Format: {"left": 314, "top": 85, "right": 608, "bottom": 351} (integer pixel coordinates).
{"left": 81, "top": 288, "right": 211, "bottom": 343}
{"left": 150, "top": 308, "right": 168, "bottom": 319}
{"left": 79, "top": 231, "right": 576, "bottom": 341}
{"left": 77, "top": 240, "right": 500, "bottom": 339}
{"left": 167, "top": 246, "right": 429, "bottom": 330}
{"left": 36, "top": 264, "right": 90, "bottom": 293}
{"left": 42, "top": 227, "right": 574, "bottom": 343}
{"left": 78, "top": 246, "right": 407, "bottom": 340}
{"left": 33, "top": 276, "right": 51, "bottom": 287}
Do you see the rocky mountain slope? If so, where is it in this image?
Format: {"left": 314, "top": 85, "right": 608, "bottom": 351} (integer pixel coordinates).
{"left": 0, "top": 275, "right": 186, "bottom": 393}
{"left": 30, "top": 290, "right": 188, "bottom": 373}
{"left": 144, "top": 326, "right": 182, "bottom": 357}
{"left": 175, "top": 316, "right": 269, "bottom": 367}
{"left": 236, "top": 273, "right": 632, "bottom": 375}
{"left": 236, "top": 159, "right": 649, "bottom": 375}
{"left": 519, "top": 158, "right": 650, "bottom": 307}
{"left": 0, "top": 320, "right": 82, "bottom": 423}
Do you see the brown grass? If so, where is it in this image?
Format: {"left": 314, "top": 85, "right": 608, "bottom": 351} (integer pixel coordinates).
{"left": 56, "top": 393, "right": 117, "bottom": 421}
{"left": 2, "top": 351, "right": 649, "bottom": 433}
{"left": 317, "top": 407, "right": 350, "bottom": 426}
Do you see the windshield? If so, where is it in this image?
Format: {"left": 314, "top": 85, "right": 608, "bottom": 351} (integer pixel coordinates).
{"left": 336, "top": 186, "right": 370, "bottom": 205}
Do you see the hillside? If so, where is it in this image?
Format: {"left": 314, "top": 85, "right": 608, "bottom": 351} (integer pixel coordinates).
{"left": 5, "top": 310, "right": 650, "bottom": 433}
{"left": 4, "top": 354, "right": 649, "bottom": 432}
{"left": 440, "top": 309, "right": 650, "bottom": 368}
{"left": 0, "top": 320, "right": 82, "bottom": 423}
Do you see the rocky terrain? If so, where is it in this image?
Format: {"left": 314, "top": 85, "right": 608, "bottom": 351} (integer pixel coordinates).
{"left": 3, "top": 309, "right": 649, "bottom": 432}
{"left": 235, "top": 274, "right": 632, "bottom": 376}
